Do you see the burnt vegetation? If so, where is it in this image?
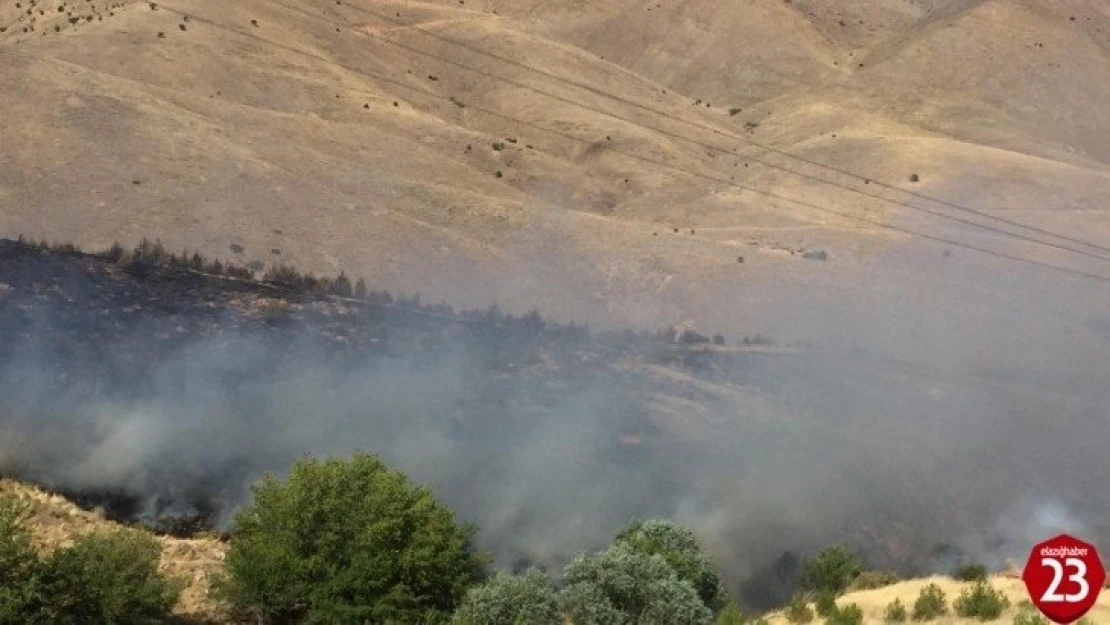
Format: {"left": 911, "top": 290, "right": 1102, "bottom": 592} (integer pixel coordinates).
{"left": 0, "top": 236, "right": 760, "bottom": 532}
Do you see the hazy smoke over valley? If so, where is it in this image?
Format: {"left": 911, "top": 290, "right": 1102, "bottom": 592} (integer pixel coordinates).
{"left": 0, "top": 242, "right": 1108, "bottom": 608}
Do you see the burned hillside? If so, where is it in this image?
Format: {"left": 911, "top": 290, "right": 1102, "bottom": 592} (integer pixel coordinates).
{"left": 1, "top": 238, "right": 1107, "bottom": 609}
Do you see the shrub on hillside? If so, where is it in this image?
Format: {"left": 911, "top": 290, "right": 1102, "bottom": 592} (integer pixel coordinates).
{"left": 613, "top": 518, "right": 725, "bottom": 612}
{"left": 0, "top": 494, "right": 180, "bottom": 624}
{"left": 0, "top": 495, "right": 39, "bottom": 621}
{"left": 815, "top": 589, "right": 837, "bottom": 617}
{"left": 450, "top": 568, "right": 560, "bottom": 625}
{"left": 825, "top": 603, "right": 863, "bottom": 625}
{"left": 37, "top": 530, "right": 181, "bottom": 623}
{"left": 560, "top": 542, "right": 712, "bottom": 625}
{"left": 953, "top": 563, "right": 988, "bottom": 582}
{"left": 884, "top": 598, "right": 907, "bottom": 622}
{"left": 219, "top": 453, "right": 487, "bottom": 624}
{"left": 800, "top": 545, "right": 862, "bottom": 594}
{"left": 785, "top": 592, "right": 814, "bottom": 624}
{"left": 953, "top": 581, "right": 1009, "bottom": 620}
{"left": 912, "top": 583, "right": 947, "bottom": 621}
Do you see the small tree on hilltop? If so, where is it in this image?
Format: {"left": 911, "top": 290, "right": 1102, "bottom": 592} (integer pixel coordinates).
{"left": 799, "top": 545, "right": 862, "bottom": 595}
{"left": 220, "top": 453, "right": 487, "bottom": 624}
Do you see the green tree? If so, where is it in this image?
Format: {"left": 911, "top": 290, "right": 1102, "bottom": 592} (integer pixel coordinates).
{"left": 825, "top": 603, "right": 863, "bottom": 625}
{"left": 799, "top": 546, "right": 862, "bottom": 594}
{"left": 1, "top": 494, "right": 180, "bottom": 625}
{"left": 0, "top": 495, "right": 41, "bottom": 621}
{"left": 883, "top": 598, "right": 907, "bottom": 623}
{"left": 815, "top": 590, "right": 837, "bottom": 617}
{"left": 953, "top": 581, "right": 1008, "bottom": 620}
{"left": 911, "top": 583, "right": 947, "bottom": 621}
{"left": 451, "top": 568, "right": 560, "bottom": 625}
{"left": 614, "top": 519, "right": 726, "bottom": 611}
{"left": 36, "top": 530, "right": 180, "bottom": 625}
{"left": 220, "top": 453, "right": 487, "bottom": 624}
{"left": 560, "top": 542, "right": 712, "bottom": 625}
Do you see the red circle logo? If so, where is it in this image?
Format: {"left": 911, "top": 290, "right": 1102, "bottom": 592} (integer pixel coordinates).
{"left": 1022, "top": 534, "right": 1105, "bottom": 624}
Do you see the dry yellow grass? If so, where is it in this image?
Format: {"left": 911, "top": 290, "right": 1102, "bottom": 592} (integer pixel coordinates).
{"left": 763, "top": 575, "right": 1110, "bottom": 624}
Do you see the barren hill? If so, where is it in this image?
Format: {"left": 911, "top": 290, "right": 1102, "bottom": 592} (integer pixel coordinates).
{"left": 3, "top": 0, "right": 1110, "bottom": 342}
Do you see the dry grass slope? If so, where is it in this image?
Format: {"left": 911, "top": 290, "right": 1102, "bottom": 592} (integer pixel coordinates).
{"left": 2, "top": 0, "right": 1110, "bottom": 336}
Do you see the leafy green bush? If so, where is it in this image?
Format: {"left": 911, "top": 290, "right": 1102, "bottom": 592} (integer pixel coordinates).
{"left": 954, "top": 581, "right": 1008, "bottom": 620}
{"left": 800, "top": 546, "right": 862, "bottom": 594}
{"left": 785, "top": 592, "right": 814, "bottom": 624}
{"left": 912, "top": 583, "right": 947, "bottom": 621}
{"left": 220, "top": 453, "right": 487, "bottom": 624}
{"left": 814, "top": 590, "right": 837, "bottom": 617}
{"left": 614, "top": 519, "right": 725, "bottom": 611}
{"left": 953, "top": 563, "right": 988, "bottom": 582}
{"left": 560, "top": 542, "right": 712, "bottom": 625}
{"left": 451, "top": 568, "right": 560, "bottom": 625}
{"left": 0, "top": 494, "right": 180, "bottom": 624}
{"left": 0, "top": 495, "right": 40, "bottom": 621}
{"left": 884, "top": 598, "right": 907, "bottom": 623}
{"left": 37, "top": 530, "right": 181, "bottom": 624}
{"left": 825, "top": 603, "right": 863, "bottom": 625}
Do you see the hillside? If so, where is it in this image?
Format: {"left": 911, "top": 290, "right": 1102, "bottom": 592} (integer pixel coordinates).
{"left": 2, "top": 0, "right": 1110, "bottom": 340}
{"left": 2, "top": 238, "right": 1109, "bottom": 612}
{"left": 2, "top": 0, "right": 1110, "bottom": 618}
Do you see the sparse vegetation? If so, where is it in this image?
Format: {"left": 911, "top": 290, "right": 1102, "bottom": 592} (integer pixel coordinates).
{"left": 953, "top": 581, "right": 1009, "bottom": 620}
{"left": 884, "top": 598, "right": 908, "bottom": 622}
{"left": 953, "top": 563, "right": 988, "bottom": 582}
{"left": 785, "top": 592, "right": 814, "bottom": 623}
{"left": 800, "top": 545, "right": 862, "bottom": 594}
{"left": 912, "top": 583, "right": 948, "bottom": 621}
{"left": 825, "top": 603, "right": 863, "bottom": 625}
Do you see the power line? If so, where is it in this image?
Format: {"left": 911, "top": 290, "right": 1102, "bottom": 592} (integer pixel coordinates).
{"left": 155, "top": 4, "right": 1110, "bottom": 285}
{"left": 319, "top": 0, "right": 1110, "bottom": 260}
